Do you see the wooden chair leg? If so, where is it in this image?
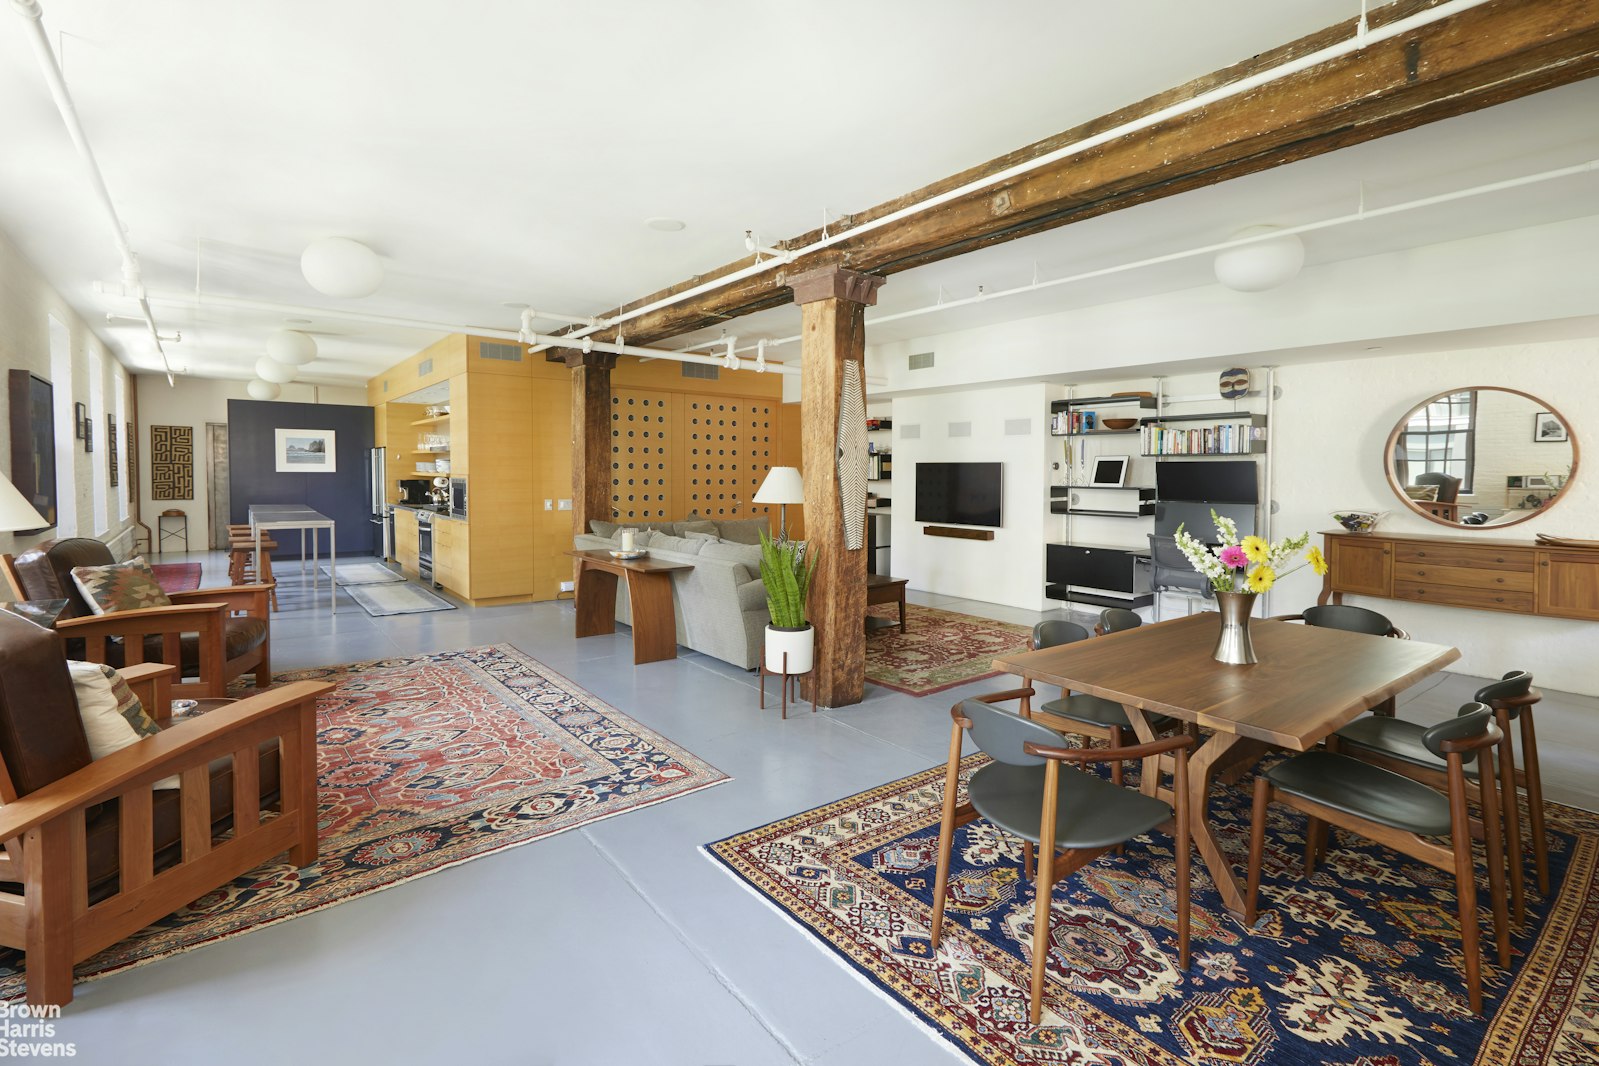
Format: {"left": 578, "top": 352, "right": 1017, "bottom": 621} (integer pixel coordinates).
{"left": 1520, "top": 712, "right": 1550, "bottom": 895}
{"left": 1023, "top": 841, "right": 1034, "bottom": 881}
{"left": 1447, "top": 768, "right": 1485, "bottom": 1015}
{"left": 1304, "top": 815, "right": 1328, "bottom": 876}
{"left": 1245, "top": 775, "right": 1271, "bottom": 927}
{"left": 1028, "top": 762, "right": 1061, "bottom": 1026}
{"left": 1476, "top": 753, "right": 1512, "bottom": 969}
{"left": 1493, "top": 708, "right": 1525, "bottom": 926}
{"left": 929, "top": 723, "right": 964, "bottom": 948}
{"left": 1108, "top": 726, "right": 1124, "bottom": 788}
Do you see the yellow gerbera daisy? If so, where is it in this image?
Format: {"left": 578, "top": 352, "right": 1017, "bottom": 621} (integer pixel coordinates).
{"left": 1240, "top": 536, "right": 1270, "bottom": 564}
{"left": 1307, "top": 545, "right": 1328, "bottom": 576}
{"left": 1246, "top": 565, "right": 1275, "bottom": 593}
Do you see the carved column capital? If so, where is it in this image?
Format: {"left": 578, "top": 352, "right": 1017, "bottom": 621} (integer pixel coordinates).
{"left": 786, "top": 267, "right": 885, "bottom": 308}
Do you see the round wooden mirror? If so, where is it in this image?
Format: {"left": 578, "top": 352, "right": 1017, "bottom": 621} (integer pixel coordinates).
{"left": 1384, "top": 387, "right": 1579, "bottom": 529}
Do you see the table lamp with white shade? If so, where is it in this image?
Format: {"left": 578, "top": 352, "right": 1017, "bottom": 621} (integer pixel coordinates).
{"left": 753, "top": 466, "right": 804, "bottom": 542}
{"left": 0, "top": 473, "right": 49, "bottom": 534}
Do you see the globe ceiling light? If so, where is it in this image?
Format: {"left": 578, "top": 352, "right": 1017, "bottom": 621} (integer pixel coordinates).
{"left": 300, "top": 237, "right": 384, "bottom": 298}
{"left": 247, "top": 379, "right": 281, "bottom": 401}
{"left": 1213, "top": 226, "right": 1306, "bottom": 292}
{"left": 255, "top": 356, "right": 296, "bottom": 384}
{"left": 267, "top": 329, "right": 318, "bottom": 366}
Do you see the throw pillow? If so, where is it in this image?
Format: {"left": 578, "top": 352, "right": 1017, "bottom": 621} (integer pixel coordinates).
{"left": 65, "top": 661, "right": 178, "bottom": 789}
{"left": 717, "top": 518, "right": 770, "bottom": 545}
{"left": 589, "top": 519, "right": 620, "bottom": 539}
{"left": 649, "top": 534, "right": 704, "bottom": 556}
{"left": 699, "top": 539, "right": 764, "bottom": 577}
{"left": 70, "top": 556, "right": 172, "bottom": 615}
{"left": 680, "top": 520, "right": 718, "bottom": 536}
{"left": 685, "top": 530, "right": 721, "bottom": 543}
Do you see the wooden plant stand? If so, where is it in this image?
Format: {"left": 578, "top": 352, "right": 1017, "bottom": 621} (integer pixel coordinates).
{"left": 759, "top": 652, "right": 816, "bottom": 720}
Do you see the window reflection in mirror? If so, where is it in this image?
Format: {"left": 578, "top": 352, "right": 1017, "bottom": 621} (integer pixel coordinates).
{"left": 1386, "top": 387, "right": 1577, "bottom": 529}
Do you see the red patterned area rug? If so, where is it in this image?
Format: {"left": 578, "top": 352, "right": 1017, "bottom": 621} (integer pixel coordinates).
{"left": 0, "top": 644, "right": 727, "bottom": 999}
{"left": 865, "top": 604, "right": 1032, "bottom": 697}
{"left": 149, "top": 561, "right": 202, "bottom": 594}
{"left": 707, "top": 755, "right": 1599, "bottom": 1066}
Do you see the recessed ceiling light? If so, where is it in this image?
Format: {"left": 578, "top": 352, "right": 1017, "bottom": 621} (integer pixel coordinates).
{"left": 645, "top": 217, "right": 687, "bottom": 232}
{"left": 501, "top": 301, "right": 530, "bottom": 310}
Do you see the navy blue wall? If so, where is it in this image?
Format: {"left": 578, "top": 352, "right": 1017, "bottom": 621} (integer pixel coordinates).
{"left": 227, "top": 399, "right": 374, "bottom": 557}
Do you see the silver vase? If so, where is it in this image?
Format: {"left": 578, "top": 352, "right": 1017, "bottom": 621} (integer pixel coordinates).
{"left": 1213, "top": 591, "right": 1259, "bottom": 665}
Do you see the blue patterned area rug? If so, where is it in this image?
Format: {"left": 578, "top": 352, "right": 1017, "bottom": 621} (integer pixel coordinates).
{"left": 0, "top": 644, "right": 728, "bottom": 1000}
{"left": 707, "top": 754, "right": 1599, "bottom": 1065}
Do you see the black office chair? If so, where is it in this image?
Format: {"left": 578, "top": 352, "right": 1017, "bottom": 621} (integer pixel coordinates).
{"left": 1247, "top": 703, "right": 1510, "bottom": 1014}
{"left": 1333, "top": 671, "right": 1546, "bottom": 922}
{"left": 1029, "top": 621, "right": 1174, "bottom": 785}
{"left": 1148, "top": 534, "right": 1213, "bottom": 621}
{"left": 930, "top": 690, "right": 1194, "bottom": 1024}
{"left": 1096, "top": 608, "right": 1143, "bottom": 635}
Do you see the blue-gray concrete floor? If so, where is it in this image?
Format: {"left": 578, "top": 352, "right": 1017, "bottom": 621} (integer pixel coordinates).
{"left": 55, "top": 552, "right": 1597, "bottom": 1066}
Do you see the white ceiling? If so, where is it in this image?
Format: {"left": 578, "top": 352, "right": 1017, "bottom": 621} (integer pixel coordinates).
{"left": 1, "top": 1, "right": 1595, "bottom": 387}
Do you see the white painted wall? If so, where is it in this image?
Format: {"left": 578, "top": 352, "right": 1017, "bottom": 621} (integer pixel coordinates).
{"left": 134, "top": 375, "right": 367, "bottom": 552}
{"left": 0, "top": 225, "right": 135, "bottom": 562}
{"left": 889, "top": 383, "right": 1052, "bottom": 610}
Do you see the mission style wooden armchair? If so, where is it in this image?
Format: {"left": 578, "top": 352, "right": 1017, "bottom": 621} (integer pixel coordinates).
{"left": 1, "top": 537, "right": 272, "bottom": 699}
{"left": 0, "top": 609, "right": 329, "bottom": 1006}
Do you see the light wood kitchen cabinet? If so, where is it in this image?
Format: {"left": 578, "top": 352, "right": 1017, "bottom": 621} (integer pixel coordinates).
{"left": 1321, "top": 530, "right": 1599, "bottom": 621}
{"left": 433, "top": 517, "right": 469, "bottom": 597}
{"left": 394, "top": 507, "right": 419, "bottom": 575}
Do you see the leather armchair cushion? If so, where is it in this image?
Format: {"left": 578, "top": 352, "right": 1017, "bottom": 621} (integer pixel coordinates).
{"left": 10, "top": 537, "right": 114, "bottom": 620}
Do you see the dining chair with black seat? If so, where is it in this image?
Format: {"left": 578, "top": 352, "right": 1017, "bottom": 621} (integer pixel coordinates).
{"left": 1246, "top": 703, "right": 1511, "bottom": 1014}
{"left": 1029, "top": 620, "right": 1177, "bottom": 785}
{"left": 1095, "top": 607, "right": 1143, "bottom": 636}
{"left": 1332, "top": 670, "right": 1545, "bottom": 921}
{"left": 1269, "top": 604, "right": 1410, "bottom": 715}
{"left": 930, "top": 689, "right": 1195, "bottom": 1025}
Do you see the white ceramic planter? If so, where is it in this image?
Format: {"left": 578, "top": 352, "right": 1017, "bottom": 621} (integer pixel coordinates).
{"left": 764, "top": 623, "right": 814, "bottom": 675}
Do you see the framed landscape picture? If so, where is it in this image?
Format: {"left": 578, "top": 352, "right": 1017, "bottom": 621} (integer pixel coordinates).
{"left": 275, "top": 428, "right": 337, "bottom": 473}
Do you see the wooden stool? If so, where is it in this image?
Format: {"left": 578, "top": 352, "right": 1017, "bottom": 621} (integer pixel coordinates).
{"left": 228, "top": 537, "right": 279, "bottom": 611}
{"left": 157, "top": 509, "right": 189, "bottom": 553}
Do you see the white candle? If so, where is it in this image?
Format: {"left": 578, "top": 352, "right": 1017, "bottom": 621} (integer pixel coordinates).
{"left": 620, "top": 529, "right": 636, "bottom": 552}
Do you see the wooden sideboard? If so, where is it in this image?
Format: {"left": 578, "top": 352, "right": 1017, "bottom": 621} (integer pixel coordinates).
{"left": 1319, "top": 529, "right": 1599, "bottom": 621}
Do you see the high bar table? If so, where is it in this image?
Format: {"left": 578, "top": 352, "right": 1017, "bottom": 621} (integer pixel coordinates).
{"left": 248, "top": 504, "right": 337, "bottom": 612}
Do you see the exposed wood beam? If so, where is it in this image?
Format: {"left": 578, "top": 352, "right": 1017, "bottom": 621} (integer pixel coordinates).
{"left": 547, "top": 0, "right": 1599, "bottom": 353}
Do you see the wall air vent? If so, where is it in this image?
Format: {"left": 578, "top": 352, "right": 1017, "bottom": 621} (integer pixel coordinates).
{"left": 1004, "top": 418, "right": 1032, "bottom": 436}
{"left": 382, "top": 381, "right": 389, "bottom": 393}
{"left": 480, "top": 342, "right": 523, "bottom": 362}
{"left": 681, "top": 363, "right": 720, "bottom": 380}
{"left": 419, "top": 358, "right": 433, "bottom": 376}
{"left": 908, "top": 352, "right": 935, "bottom": 371}
{"left": 948, "top": 421, "right": 972, "bottom": 438}
{"left": 901, "top": 424, "right": 921, "bottom": 439}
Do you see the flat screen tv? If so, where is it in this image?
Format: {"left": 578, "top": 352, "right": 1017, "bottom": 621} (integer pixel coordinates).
{"left": 1155, "top": 460, "right": 1258, "bottom": 504}
{"left": 915, "top": 462, "right": 1002, "bottom": 527}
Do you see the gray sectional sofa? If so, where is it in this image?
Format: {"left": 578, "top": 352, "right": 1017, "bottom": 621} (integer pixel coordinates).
{"left": 572, "top": 518, "right": 772, "bottom": 669}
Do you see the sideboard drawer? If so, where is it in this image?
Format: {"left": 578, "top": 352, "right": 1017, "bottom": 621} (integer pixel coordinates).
{"left": 1391, "top": 562, "right": 1534, "bottom": 592}
{"left": 1392, "top": 544, "right": 1532, "bottom": 571}
{"left": 1393, "top": 580, "right": 1533, "bottom": 613}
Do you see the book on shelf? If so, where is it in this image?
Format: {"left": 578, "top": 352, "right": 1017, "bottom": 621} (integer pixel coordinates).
{"left": 1139, "top": 422, "right": 1267, "bottom": 455}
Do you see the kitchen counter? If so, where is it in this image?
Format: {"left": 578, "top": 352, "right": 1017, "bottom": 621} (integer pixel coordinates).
{"left": 392, "top": 503, "right": 467, "bottom": 522}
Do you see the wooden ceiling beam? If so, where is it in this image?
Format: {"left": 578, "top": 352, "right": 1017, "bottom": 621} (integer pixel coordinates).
{"left": 547, "top": 0, "right": 1599, "bottom": 354}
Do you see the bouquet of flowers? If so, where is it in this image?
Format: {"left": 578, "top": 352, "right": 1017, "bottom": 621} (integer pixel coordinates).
{"left": 1174, "top": 509, "right": 1326, "bottom": 594}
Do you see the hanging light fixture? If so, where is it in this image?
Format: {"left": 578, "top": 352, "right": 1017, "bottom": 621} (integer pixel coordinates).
{"left": 1214, "top": 225, "right": 1306, "bottom": 292}
{"left": 255, "top": 356, "right": 295, "bottom": 384}
{"left": 300, "top": 237, "right": 384, "bottom": 298}
{"left": 247, "top": 379, "right": 281, "bottom": 401}
{"left": 267, "top": 329, "right": 317, "bottom": 366}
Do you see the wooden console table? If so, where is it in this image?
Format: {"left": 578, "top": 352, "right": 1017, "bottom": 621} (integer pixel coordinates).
{"left": 567, "top": 550, "right": 694, "bottom": 664}
{"left": 1319, "top": 529, "right": 1599, "bottom": 621}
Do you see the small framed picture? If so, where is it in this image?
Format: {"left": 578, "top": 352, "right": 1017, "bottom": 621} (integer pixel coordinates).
{"left": 1534, "top": 412, "right": 1568, "bottom": 443}
{"left": 74, "top": 401, "right": 87, "bottom": 439}
{"left": 1088, "top": 456, "right": 1130, "bottom": 488}
{"left": 274, "top": 428, "right": 337, "bottom": 472}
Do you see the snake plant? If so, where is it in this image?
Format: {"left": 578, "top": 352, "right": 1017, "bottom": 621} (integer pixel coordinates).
{"left": 758, "top": 530, "right": 815, "bottom": 629}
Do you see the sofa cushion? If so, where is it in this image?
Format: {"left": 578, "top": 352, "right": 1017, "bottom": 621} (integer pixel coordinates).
{"left": 716, "top": 518, "right": 769, "bottom": 545}
{"left": 699, "top": 539, "right": 763, "bottom": 577}
{"left": 685, "top": 530, "right": 720, "bottom": 544}
{"left": 650, "top": 534, "right": 704, "bottom": 556}
{"left": 70, "top": 556, "right": 172, "bottom": 615}
{"left": 681, "top": 520, "right": 718, "bottom": 536}
{"left": 589, "top": 519, "right": 621, "bottom": 538}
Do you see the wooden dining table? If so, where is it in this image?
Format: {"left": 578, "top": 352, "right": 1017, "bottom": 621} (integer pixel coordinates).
{"left": 991, "top": 613, "right": 1460, "bottom": 917}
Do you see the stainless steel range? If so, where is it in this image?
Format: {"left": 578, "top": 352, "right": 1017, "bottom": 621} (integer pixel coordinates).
{"left": 415, "top": 509, "right": 436, "bottom": 587}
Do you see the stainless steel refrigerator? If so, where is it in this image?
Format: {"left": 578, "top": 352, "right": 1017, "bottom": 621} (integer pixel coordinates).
{"left": 367, "top": 447, "right": 393, "bottom": 562}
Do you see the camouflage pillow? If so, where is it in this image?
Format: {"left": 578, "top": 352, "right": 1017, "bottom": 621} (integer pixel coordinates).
{"left": 69, "top": 556, "right": 173, "bottom": 615}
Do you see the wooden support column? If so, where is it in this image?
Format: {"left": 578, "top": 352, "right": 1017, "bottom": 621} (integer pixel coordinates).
{"left": 566, "top": 352, "right": 617, "bottom": 538}
{"left": 790, "top": 266, "right": 885, "bottom": 709}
